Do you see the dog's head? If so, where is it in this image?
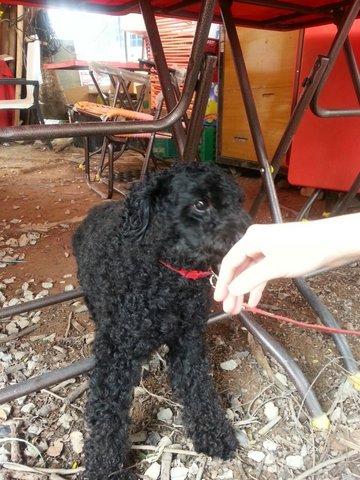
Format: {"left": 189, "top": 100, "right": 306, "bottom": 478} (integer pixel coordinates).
{"left": 122, "top": 162, "right": 250, "bottom": 268}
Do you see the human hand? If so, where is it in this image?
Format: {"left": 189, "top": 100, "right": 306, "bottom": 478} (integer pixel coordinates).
{"left": 214, "top": 215, "right": 360, "bottom": 315}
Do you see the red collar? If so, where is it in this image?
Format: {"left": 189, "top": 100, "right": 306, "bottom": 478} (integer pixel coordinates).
{"left": 160, "top": 260, "right": 212, "bottom": 280}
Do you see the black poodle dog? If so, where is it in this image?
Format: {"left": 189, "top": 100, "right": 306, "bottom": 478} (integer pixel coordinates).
{"left": 73, "top": 162, "right": 250, "bottom": 480}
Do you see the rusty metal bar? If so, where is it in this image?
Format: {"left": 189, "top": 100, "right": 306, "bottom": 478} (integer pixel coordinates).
{"left": 249, "top": 55, "right": 330, "bottom": 218}
{"left": 219, "top": 0, "right": 283, "bottom": 223}
{"left": 0, "top": 309, "right": 326, "bottom": 418}
{"left": 0, "top": 288, "right": 83, "bottom": 320}
{"left": 0, "top": 358, "right": 95, "bottom": 404}
{"left": 238, "top": 311, "right": 326, "bottom": 420}
{"left": 139, "top": 0, "right": 187, "bottom": 159}
{"left": 310, "top": 0, "right": 360, "bottom": 117}
{"left": 182, "top": 54, "right": 218, "bottom": 162}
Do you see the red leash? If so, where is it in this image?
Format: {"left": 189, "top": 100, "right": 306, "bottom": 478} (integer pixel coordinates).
{"left": 242, "top": 304, "right": 360, "bottom": 336}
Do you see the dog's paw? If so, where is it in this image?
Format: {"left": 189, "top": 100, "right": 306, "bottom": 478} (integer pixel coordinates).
{"left": 192, "top": 423, "right": 239, "bottom": 460}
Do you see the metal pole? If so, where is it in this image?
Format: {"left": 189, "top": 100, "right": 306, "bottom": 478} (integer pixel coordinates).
{"left": 219, "top": 0, "right": 282, "bottom": 223}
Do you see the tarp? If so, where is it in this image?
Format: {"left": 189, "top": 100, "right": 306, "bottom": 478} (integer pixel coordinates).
{"left": 1, "top": 1, "right": 358, "bottom": 30}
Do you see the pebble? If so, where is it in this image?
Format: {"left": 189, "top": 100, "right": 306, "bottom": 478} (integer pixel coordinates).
{"left": 285, "top": 455, "right": 304, "bottom": 470}
{"left": 264, "top": 453, "right": 275, "bottom": 465}
{"left": 248, "top": 450, "right": 265, "bottom": 463}
{"left": 145, "top": 462, "right": 161, "bottom": 480}
{"left": 8, "top": 297, "right": 21, "bottom": 306}
{"left": 146, "top": 431, "right": 161, "bottom": 446}
{"left": 157, "top": 407, "right": 173, "bottom": 423}
{"left": 17, "top": 318, "right": 30, "bottom": 329}
{"left": 130, "top": 431, "right": 147, "bottom": 443}
{"left": 27, "top": 424, "right": 43, "bottom": 436}
{"left": 170, "top": 465, "right": 189, "bottom": 480}
{"left": 218, "top": 470, "right": 233, "bottom": 479}
{"left": 64, "top": 284, "right": 75, "bottom": 291}
{"left": 275, "top": 372, "right": 288, "bottom": 386}
{"left": 0, "top": 404, "right": 12, "bottom": 420}
{"left": 23, "top": 290, "right": 34, "bottom": 301}
{"left": 235, "top": 430, "right": 250, "bottom": 447}
{"left": 21, "top": 402, "right": 36, "bottom": 414}
{"left": 38, "top": 404, "right": 52, "bottom": 417}
{"left": 35, "top": 290, "right": 49, "bottom": 299}
{"left": 58, "top": 413, "right": 73, "bottom": 430}
{"left": 6, "top": 322, "right": 19, "bottom": 335}
{"left": 220, "top": 359, "right": 237, "bottom": 371}
{"left": 75, "top": 304, "right": 88, "bottom": 313}
{"left": 41, "top": 282, "right": 53, "bottom": 289}
{"left": 18, "top": 233, "right": 29, "bottom": 247}
{"left": 263, "top": 439, "right": 278, "bottom": 451}
{"left": 264, "top": 401, "right": 279, "bottom": 421}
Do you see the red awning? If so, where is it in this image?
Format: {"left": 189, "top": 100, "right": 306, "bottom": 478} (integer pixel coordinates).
{"left": 1, "top": 1, "right": 358, "bottom": 31}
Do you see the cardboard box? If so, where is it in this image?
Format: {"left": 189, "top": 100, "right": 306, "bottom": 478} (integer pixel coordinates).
{"left": 63, "top": 86, "right": 91, "bottom": 105}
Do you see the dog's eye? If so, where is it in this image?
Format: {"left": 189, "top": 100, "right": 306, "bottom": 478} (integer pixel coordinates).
{"left": 193, "top": 199, "right": 209, "bottom": 212}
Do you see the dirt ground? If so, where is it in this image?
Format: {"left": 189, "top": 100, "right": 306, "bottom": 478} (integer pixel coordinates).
{"left": 0, "top": 142, "right": 359, "bottom": 480}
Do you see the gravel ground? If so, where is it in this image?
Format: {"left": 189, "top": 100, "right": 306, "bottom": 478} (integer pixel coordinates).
{"left": 0, "top": 142, "right": 359, "bottom": 480}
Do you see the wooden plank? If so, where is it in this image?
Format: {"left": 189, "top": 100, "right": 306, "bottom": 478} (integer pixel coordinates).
{"left": 219, "top": 27, "right": 299, "bottom": 165}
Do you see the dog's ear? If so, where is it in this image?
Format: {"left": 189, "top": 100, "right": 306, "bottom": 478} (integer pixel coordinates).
{"left": 122, "top": 171, "right": 171, "bottom": 240}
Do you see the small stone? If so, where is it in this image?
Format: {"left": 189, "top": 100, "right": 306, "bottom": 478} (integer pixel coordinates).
{"left": 5, "top": 238, "right": 18, "bottom": 247}
{"left": 130, "top": 431, "right": 147, "bottom": 443}
{"left": 263, "top": 439, "right": 278, "bottom": 452}
{"left": 264, "top": 453, "right": 275, "bottom": 465}
{"left": 21, "top": 402, "right": 36, "bottom": 414}
{"left": 275, "top": 372, "right": 288, "bottom": 386}
{"left": 6, "top": 322, "right": 19, "bottom": 335}
{"left": 0, "top": 291, "right": 5, "bottom": 303}
{"left": 219, "top": 470, "right": 233, "bottom": 479}
{"left": 170, "top": 465, "right": 189, "bottom": 480}
{"left": 145, "top": 462, "right": 161, "bottom": 480}
{"left": 17, "top": 318, "right": 30, "bottom": 329}
{"left": 35, "top": 290, "right": 49, "bottom": 299}
{"left": 41, "top": 282, "right": 53, "bottom": 289}
{"left": 0, "top": 404, "right": 12, "bottom": 420}
{"left": 27, "top": 424, "right": 43, "bottom": 436}
{"left": 248, "top": 450, "right": 265, "bottom": 463}
{"left": 18, "top": 233, "right": 29, "bottom": 247}
{"left": 64, "top": 284, "right": 74, "bottom": 291}
{"left": 264, "top": 402, "right": 279, "bottom": 421}
{"left": 220, "top": 359, "right": 237, "bottom": 371}
{"left": 157, "top": 407, "right": 173, "bottom": 423}
{"left": 146, "top": 431, "right": 161, "bottom": 446}
{"left": 285, "top": 455, "right": 304, "bottom": 470}
{"left": 23, "top": 290, "right": 34, "bottom": 301}
{"left": 58, "top": 413, "right": 73, "bottom": 430}
{"left": 188, "top": 463, "right": 199, "bottom": 476}
{"left": 47, "top": 439, "right": 64, "bottom": 457}
{"left": 75, "top": 304, "right": 88, "bottom": 313}
{"left": 8, "top": 297, "right": 20, "bottom": 306}
{"left": 70, "top": 431, "right": 84, "bottom": 454}
{"left": 235, "top": 430, "right": 250, "bottom": 447}
{"left": 38, "top": 404, "right": 52, "bottom": 417}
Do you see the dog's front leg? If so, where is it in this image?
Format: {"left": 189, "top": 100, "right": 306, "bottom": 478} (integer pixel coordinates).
{"left": 168, "top": 330, "right": 239, "bottom": 460}
{"left": 85, "top": 343, "right": 142, "bottom": 480}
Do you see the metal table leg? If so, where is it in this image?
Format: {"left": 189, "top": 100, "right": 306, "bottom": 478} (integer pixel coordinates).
{"left": 219, "top": 0, "right": 360, "bottom": 422}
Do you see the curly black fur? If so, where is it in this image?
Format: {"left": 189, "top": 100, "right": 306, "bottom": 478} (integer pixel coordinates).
{"left": 73, "top": 163, "right": 250, "bottom": 480}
